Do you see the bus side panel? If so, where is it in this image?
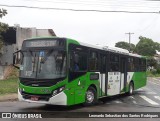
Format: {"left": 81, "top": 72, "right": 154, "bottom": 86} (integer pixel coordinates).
{"left": 132, "top": 72, "right": 147, "bottom": 90}
{"left": 86, "top": 72, "right": 100, "bottom": 98}
{"left": 126, "top": 72, "right": 134, "bottom": 92}
{"left": 74, "top": 74, "right": 87, "bottom": 105}
{"left": 126, "top": 72, "right": 147, "bottom": 92}
{"left": 64, "top": 88, "right": 75, "bottom": 106}
{"left": 74, "top": 72, "right": 100, "bottom": 104}
{"left": 64, "top": 76, "right": 85, "bottom": 105}
{"left": 67, "top": 72, "right": 100, "bottom": 105}
{"left": 75, "top": 72, "right": 100, "bottom": 104}
{"left": 99, "top": 73, "right": 106, "bottom": 97}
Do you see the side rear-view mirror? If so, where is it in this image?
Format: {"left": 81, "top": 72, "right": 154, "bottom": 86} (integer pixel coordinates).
{"left": 13, "top": 50, "right": 23, "bottom": 69}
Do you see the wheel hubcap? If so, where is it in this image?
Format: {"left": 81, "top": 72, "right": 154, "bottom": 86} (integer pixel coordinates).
{"left": 86, "top": 91, "right": 94, "bottom": 103}
{"left": 130, "top": 85, "right": 133, "bottom": 94}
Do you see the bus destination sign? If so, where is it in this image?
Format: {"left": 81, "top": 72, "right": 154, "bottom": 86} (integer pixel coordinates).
{"left": 26, "top": 40, "right": 57, "bottom": 47}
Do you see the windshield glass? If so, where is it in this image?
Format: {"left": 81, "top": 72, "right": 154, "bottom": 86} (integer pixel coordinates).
{"left": 20, "top": 50, "right": 66, "bottom": 79}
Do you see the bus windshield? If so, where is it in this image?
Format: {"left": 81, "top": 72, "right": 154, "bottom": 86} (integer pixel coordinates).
{"left": 20, "top": 50, "right": 66, "bottom": 79}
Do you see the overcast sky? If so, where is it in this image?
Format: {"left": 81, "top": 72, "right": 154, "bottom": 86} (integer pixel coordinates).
{"left": 0, "top": 0, "right": 160, "bottom": 47}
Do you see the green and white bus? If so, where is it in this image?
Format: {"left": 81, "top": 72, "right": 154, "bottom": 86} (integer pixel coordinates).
{"left": 13, "top": 37, "right": 147, "bottom": 106}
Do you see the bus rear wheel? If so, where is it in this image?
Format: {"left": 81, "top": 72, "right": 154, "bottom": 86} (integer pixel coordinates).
{"left": 128, "top": 82, "right": 134, "bottom": 95}
{"left": 84, "top": 87, "right": 97, "bottom": 106}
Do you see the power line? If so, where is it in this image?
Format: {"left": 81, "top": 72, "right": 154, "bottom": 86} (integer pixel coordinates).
{"left": 0, "top": 4, "right": 160, "bottom": 13}
{"left": 13, "top": 0, "right": 160, "bottom": 9}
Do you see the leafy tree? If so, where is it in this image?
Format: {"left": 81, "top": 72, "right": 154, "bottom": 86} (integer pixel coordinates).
{"left": 0, "top": 9, "right": 7, "bottom": 18}
{"left": 0, "top": 8, "right": 8, "bottom": 50}
{"left": 115, "top": 41, "right": 135, "bottom": 52}
{"left": 147, "top": 57, "right": 157, "bottom": 68}
{"left": 154, "top": 42, "right": 160, "bottom": 51}
{"left": 135, "top": 36, "right": 156, "bottom": 56}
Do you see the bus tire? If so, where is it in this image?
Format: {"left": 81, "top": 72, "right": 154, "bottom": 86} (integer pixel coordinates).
{"left": 128, "top": 82, "right": 134, "bottom": 95}
{"left": 84, "top": 87, "right": 97, "bottom": 106}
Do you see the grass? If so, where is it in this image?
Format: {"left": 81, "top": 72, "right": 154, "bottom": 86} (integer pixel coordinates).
{"left": 0, "top": 78, "right": 18, "bottom": 95}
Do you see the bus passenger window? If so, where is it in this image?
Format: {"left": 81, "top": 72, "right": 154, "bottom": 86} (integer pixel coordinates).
{"left": 100, "top": 55, "right": 106, "bottom": 73}
{"left": 109, "top": 54, "right": 119, "bottom": 72}
{"left": 134, "top": 58, "right": 139, "bottom": 72}
{"left": 89, "top": 51, "right": 98, "bottom": 71}
{"left": 139, "top": 58, "right": 146, "bottom": 71}
{"left": 128, "top": 57, "right": 134, "bottom": 72}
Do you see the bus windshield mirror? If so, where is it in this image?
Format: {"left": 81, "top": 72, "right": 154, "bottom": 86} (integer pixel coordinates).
{"left": 40, "top": 50, "right": 53, "bottom": 64}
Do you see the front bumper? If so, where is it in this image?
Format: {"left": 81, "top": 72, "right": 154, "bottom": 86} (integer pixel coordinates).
{"left": 18, "top": 89, "right": 67, "bottom": 105}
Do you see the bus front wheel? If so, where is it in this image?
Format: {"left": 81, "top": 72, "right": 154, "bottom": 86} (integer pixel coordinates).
{"left": 84, "top": 87, "right": 97, "bottom": 106}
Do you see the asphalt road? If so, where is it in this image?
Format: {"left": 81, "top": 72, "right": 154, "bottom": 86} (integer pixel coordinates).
{"left": 0, "top": 78, "right": 160, "bottom": 121}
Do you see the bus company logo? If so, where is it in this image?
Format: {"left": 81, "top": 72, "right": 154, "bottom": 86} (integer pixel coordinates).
{"left": 2, "top": 113, "right": 11, "bottom": 118}
{"left": 32, "top": 84, "right": 39, "bottom": 86}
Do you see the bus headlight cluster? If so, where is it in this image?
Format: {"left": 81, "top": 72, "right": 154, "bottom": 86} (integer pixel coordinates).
{"left": 52, "top": 86, "right": 65, "bottom": 96}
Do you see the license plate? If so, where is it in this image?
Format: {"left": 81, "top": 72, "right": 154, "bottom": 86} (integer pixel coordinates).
{"left": 31, "top": 96, "right": 39, "bottom": 101}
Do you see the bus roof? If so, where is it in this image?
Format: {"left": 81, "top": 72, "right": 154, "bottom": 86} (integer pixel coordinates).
{"left": 23, "top": 37, "right": 143, "bottom": 58}
{"left": 79, "top": 41, "right": 142, "bottom": 58}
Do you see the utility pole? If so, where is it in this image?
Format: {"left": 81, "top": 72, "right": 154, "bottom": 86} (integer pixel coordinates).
{"left": 125, "top": 32, "right": 134, "bottom": 52}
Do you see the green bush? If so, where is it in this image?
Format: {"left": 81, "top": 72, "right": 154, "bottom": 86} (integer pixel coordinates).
{"left": 151, "top": 69, "right": 157, "bottom": 75}
{"left": 157, "top": 68, "right": 160, "bottom": 74}
{"left": 147, "top": 70, "right": 160, "bottom": 77}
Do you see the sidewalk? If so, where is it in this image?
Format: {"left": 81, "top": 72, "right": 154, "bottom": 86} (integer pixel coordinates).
{"left": 0, "top": 93, "right": 18, "bottom": 102}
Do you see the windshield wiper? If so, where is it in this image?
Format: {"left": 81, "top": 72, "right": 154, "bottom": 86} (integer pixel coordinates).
{"left": 32, "top": 52, "right": 36, "bottom": 72}
{"left": 39, "top": 59, "right": 42, "bottom": 73}
{"left": 33, "top": 53, "right": 36, "bottom": 72}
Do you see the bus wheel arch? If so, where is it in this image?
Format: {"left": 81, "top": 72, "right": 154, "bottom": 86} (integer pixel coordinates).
{"left": 128, "top": 81, "right": 134, "bottom": 95}
{"left": 84, "top": 85, "right": 97, "bottom": 106}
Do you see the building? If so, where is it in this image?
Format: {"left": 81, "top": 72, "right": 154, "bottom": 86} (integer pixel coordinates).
{"left": 0, "top": 26, "right": 56, "bottom": 79}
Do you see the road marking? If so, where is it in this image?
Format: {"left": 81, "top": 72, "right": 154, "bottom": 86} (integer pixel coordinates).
{"left": 132, "top": 100, "right": 137, "bottom": 104}
{"left": 154, "top": 96, "right": 160, "bottom": 101}
{"left": 137, "top": 88, "right": 143, "bottom": 91}
{"left": 113, "top": 100, "right": 122, "bottom": 104}
{"left": 137, "top": 91, "right": 157, "bottom": 95}
{"left": 146, "top": 92, "right": 157, "bottom": 94}
{"left": 129, "top": 96, "right": 135, "bottom": 99}
{"left": 139, "top": 95, "right": 159, "bottom": 105}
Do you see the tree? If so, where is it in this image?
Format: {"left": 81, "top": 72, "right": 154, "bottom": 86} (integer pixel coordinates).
{"left": 0, "top": 8, "right": 8, "bottom": 50}
{"left": 154, "top": 42, "right": 160, "bottom": 51}
{"left": 0, "top": 9, "right": 7, "bottom": 18}
{"left": 115, "top": 41, "right": 135, "bottom": 52}
{"left": 147, "top": 57, "right": 157, "bottom": 68}
{"left": 135, "top": 36, "right": 156, "bottom": 56}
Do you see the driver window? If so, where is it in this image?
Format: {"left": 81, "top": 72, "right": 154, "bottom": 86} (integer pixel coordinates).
{"left": 71, "top": 51, "right": 87, "bottom": 72}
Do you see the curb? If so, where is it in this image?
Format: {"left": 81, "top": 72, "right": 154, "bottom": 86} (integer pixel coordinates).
{"left": 0, "top": 93, "right": 18, "bottom": 102}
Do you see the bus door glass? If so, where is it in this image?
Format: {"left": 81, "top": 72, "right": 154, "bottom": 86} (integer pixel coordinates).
{"left": 107, "top": 53, "right": 121, "bottom": 96}
{"left": 120, "top": 57, "right": 127, "bottom": 92}
{"left": 99, "top": 54, "right": 107, "bottom": 96}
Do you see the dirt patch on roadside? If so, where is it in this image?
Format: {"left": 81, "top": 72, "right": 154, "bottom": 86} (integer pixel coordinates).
{"left": 0, "top": 93, "right": 18, "bottom": 102}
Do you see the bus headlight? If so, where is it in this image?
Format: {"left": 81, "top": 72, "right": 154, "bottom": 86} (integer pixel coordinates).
{"left": 52, "top": 86, "right": 65, "bottom": 96}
